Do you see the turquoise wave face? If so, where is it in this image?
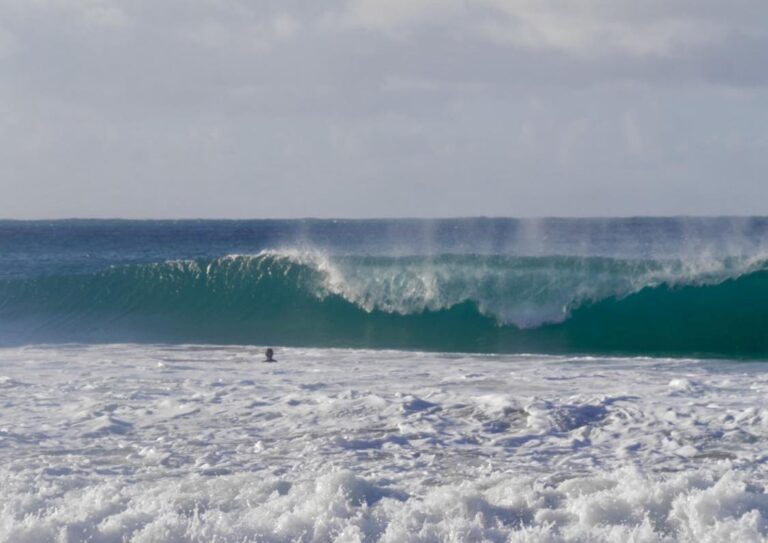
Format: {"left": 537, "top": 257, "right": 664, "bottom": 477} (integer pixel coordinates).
{"left": 1, "top": 251, "right": 767, "bottom": 357}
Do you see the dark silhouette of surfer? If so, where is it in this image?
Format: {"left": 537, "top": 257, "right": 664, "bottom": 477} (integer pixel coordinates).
{"left": 264, "top": 348, "right": 276, "bottom": 362}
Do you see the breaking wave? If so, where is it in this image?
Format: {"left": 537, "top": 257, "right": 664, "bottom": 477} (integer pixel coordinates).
{"left": 1, "top": 250, "right": 767, "bottom": 357}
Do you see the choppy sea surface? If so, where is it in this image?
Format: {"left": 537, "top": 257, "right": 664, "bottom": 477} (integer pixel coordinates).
{"left": 3, "top": 218, "right": 768, "bottom": 541}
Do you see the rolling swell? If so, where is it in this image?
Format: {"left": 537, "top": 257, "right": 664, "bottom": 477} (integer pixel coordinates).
{"left": 0, "top": 251, "right": 766, "bottom": 357}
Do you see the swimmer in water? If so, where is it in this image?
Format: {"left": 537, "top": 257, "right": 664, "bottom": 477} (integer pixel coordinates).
{"left": 265, "top": 348, "right": 276, "bottom": 362}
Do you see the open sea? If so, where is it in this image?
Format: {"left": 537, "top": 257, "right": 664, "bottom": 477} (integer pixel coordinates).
{"left": 3, "top": 218, "right": 768, "bottom": 542}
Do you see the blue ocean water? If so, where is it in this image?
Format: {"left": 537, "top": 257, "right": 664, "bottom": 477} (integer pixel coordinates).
{"left": 2, "top": 217, "right": 768, "bottom": 356}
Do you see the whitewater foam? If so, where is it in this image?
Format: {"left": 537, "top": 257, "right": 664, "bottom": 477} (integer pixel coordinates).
{"left": 263, "top": 249, "right": 766, "bottom": 327}
{"left": 2, "top": 345, "right": 768, "bottom": 541}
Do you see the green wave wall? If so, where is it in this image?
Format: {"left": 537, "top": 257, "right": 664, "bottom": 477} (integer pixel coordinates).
{"left": 1, "top": 252, "right": 766, "bottom": 357}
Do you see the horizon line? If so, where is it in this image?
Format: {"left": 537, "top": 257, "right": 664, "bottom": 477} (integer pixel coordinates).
{"left": 1, "top": 214, "right": 768, "bottom": 222}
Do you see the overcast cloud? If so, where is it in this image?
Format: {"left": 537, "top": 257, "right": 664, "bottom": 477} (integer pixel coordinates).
{"left": 1, "top": 0, "right": 768, "bottom": 218}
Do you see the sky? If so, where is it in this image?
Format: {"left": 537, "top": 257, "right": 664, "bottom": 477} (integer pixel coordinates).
{"left": 1, "top": 0, "right": 768, "bottom": 219}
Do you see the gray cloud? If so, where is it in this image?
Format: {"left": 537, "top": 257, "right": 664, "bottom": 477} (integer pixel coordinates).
{"left": 1, "top": 0, "right": 768, "bottom": 218}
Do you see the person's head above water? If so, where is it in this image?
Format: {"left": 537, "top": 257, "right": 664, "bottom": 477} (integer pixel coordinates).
{"left": 265, "top": 348, "right": 275, "bottom": 362}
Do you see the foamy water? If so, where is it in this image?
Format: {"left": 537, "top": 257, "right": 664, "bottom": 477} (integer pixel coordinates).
{"left": 2, "top": 345, "right": 768, "bottom": 542}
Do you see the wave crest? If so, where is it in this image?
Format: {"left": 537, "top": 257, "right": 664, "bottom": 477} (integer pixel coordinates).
{"left": 1, "top": 249, "right": 767, "bottom": 356}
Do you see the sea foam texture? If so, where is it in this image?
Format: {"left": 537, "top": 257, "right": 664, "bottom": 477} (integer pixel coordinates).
{"left": 2, "top": 345, "right": 768, "bottom": 542}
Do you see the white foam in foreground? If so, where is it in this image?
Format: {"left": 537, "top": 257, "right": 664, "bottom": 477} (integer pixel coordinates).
{"left": 2, "top": 345, "right": 768, "bottom": 542}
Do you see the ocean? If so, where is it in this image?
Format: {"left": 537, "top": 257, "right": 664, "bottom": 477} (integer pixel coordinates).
{"left": 3, "top": 217, "right": 768, "bottom": 356}
{"left": 2, "top": 218, "right": 768, "bottom": 541}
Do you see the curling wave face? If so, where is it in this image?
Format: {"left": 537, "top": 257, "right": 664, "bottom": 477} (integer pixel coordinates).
{"left": 2, "top": 249, "right": 768, "bottom": 357}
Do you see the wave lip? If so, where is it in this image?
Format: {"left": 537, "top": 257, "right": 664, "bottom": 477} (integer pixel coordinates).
{"left": 1, "top": 249, "right": 767, "bottom": 357}
{"left": 266, "top": 250, "right": 764, "bottom": 327}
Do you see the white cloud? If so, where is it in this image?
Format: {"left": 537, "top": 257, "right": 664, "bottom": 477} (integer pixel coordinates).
{"left": 478, "top": 1, "right": 727, "bottom": 57}
{"left": 272, "top": 13, "right": 301, "bottom": 40}
{"left": 0, "top": 27, "right": 16, "bottom": 59}
{"left": 80, "top": 2, "right": 131, "bottom": 27}
{"left": 179, "top": 11, "right": 301, "bottom": 53}
{"left": 16, "top": 0, "right": 132, "bottom": 27}
{"left": 331, "top": 0, "right": 464, "bottom": 33}
{"left": 333, "top": 0, "right": 736, "bottom": 58}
